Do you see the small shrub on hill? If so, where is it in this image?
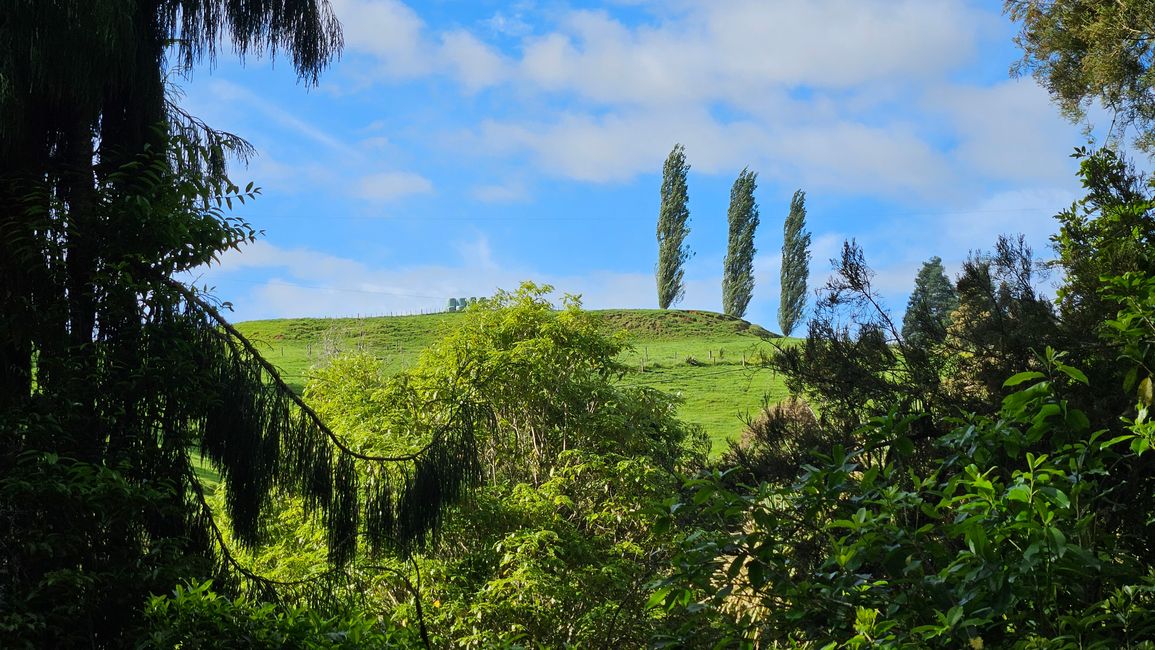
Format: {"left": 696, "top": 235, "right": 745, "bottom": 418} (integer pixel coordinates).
{"left": 723, "top": 396, "right": 827, "bottom": 485}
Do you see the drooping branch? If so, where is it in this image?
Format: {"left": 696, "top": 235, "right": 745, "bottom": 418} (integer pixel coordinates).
{"left": 167, "top": 277, "right": 437, "bottom": 464}
{"left": 161, "top": 276, "right": 486, "bottom": 561}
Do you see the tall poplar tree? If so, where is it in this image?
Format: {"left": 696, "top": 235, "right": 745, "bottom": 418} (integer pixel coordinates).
{"left": 656, "top": 144, "right": 692, "bottom": 309}
{"left": 778, "top": 190, "right": 811, "bottom": 336}
{"left": 722, "top": 168, "right": 759, "bottom": 318}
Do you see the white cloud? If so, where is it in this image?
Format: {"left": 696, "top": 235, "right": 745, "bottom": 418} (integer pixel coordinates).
{"left": 211, "top": 241, "right": 367, "bottom": 277}
{"left": 516, "top": 11, "right": 706, "bottom": 106}
{"left": 320, "top": 1, "right": 1085, "bottom": 201}
{"left": 332, "top": 0, "right": 509, "bottom": 89}
{"left": 208, "top": 81, "right": 358, "bottom": 157}
{"left": 776, "top": 121, "right": 955, "bottom": 199}
{"left": 510, "top": 1, "right": 981, "bottom": 109}
{"left": 469, "top": 109, "right": 955, "bottom": 198}
{"left": 440, "top": 30, "right": 509, "bottom": 91}
{"left": 196, "top": 241, "right": 673, "bottom": 321}
{"left": 483, "top": 8, "right": 534, "bottom": 38}
{"left": 472, "top": 109, "right": 772, "bottom": 183}
{"left": 453, "top": 235, "right": 497, "bottom": 270}
{"left": 333, "top": 0, "right": 983, "bottom": 107}
{"left": 698, "top": 0, "right": 980, "bottom": 89}
{"left": 330, "top": 0, "right": 432, "bottom": 77}
{"left": 923, "top": 80, "right": 1079, "bottom": 186}
{"left": 471, "top": 181, "right": 530, "bottom": 203}
{"left": 356, "top": 171, "right": 434, "bottom": 201}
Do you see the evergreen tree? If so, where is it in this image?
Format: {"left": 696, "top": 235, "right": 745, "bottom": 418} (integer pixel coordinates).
{"left": 722, "top": 168, "right": 759, "bottom": 318}
{"left": 778, "top": 190, "right": 811, "bottom": 336}
{"left": 901, "top": 256, "right": 958, "bottom": 348}
{"left": 656, "top": 144, "right": 692, "bottom": 309}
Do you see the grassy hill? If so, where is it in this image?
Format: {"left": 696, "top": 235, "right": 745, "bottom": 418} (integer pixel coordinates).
{"left": 234, "top": 309, "right": 794, "bottom": 452}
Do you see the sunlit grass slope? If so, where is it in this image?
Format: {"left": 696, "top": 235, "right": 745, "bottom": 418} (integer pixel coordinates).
{"left": 233, "top": 309, "right": 796, "bottom": 452}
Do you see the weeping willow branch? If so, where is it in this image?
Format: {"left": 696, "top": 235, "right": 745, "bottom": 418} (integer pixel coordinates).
{"left": 164, "top": 96, "right": 257, "bottom": 179}
{"left": 166, "top": 277, "right": 436, "bottom": 464}
{"left": 185, "top": 464, "right": 338, "bottom": 591}
{"left": 185, "top": 463, "right": 435, "bottom": 631}
{"left": 158, "top": 276, "right": 486, "bottom": 566}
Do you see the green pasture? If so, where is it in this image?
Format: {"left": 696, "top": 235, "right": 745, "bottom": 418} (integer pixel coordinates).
{"left": 233, "top": 309, "right": 797, "bottom": 450}
{"left": 191, "top": 452, "right": 220, "bottom": 494}
{"left": 234, "top": 312, "right": 462, "bottom": 392}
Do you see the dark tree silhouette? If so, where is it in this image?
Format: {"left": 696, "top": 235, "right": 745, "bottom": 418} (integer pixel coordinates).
{"left": 0, "top": 3, "right": 484, "bottom": 644}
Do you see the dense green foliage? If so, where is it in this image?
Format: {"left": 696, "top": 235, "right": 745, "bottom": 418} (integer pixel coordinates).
{"left": 653, "top": 149, "right": 1155, "bottom": 648}
{"left": 656, "top": 144, "right": 693, "bottom": 309}
{"left": 218, "top": 283, "right": 712, "bottom": 646}
{"left": 902, "top": 256, "right": 958, "bottom": 348}
{"left": 235, "top": 308, "right": 790, "bottom": 447}
{"left": 723, "top": 168, "right": 760, "bottom": 318}
{"left": 9, "top": 1, "right": 1155, "bottom": 646}
{"left": 416, "top": 450, "right": 694, "bottom": 647}
{"left": 140, "top": 580, "right": 413, "bottom": 649}
{"left": 779, "top": 189, "right": 812, "bottom": 336}
{"left": 658, "top": 356, "right": 1155, "bottom": 647}
{"left": 0, "top": 2, "right": 338, "bottom": 643}
{"left": 1007, "top": 0, "right": 1155, "bottom": 152}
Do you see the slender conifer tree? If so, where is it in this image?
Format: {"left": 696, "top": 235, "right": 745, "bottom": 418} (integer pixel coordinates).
{"left": 656, "top": 144, "right": 692, "bottom": 309}
{"left": 723, "top": 168, "right": 759, "bottom": 318}
{"left": 779, "top": 190, "right": 811, "bottom": 336}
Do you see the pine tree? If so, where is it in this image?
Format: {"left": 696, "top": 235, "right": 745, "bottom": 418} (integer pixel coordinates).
{"left": 902, "top": 256, "right": 958, "bottom": 348}
{"left": 722, "top": 168, "right": 759, "bottom": 318}
{"left": 779, "top": 190, "right": 811, "bottom": 336}
{"left": 656, "top": 144, "right": 692, "bottom": 309}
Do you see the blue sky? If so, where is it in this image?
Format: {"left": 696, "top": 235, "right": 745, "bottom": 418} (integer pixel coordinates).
{"left": 183, "top": 0, "right": 1102, "bottom": 330}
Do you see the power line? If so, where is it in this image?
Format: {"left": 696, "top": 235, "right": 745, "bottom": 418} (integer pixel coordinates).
{"left": 219, "top": 278, "right": 448, "bottom": 300}
{"left": 230, "top": 206, "right": 1058, "bottom": 223}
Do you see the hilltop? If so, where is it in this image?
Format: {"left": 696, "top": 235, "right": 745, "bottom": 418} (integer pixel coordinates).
{"left": 234, "top": 308, "right": 792, "bottom": 450}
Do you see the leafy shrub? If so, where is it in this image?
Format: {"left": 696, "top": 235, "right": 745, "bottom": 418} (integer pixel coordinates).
{"left": 653, "top": 349, "right": 1155, "bottom": 648}
{"left": 203, "top": 283, "right": 711, "bottom": 647}
{"left": 0, "top": 447, "right": 203, "bottom": 648}
{"left": 412, "top": 450, "right": 689, "bottom": 648}
{"left": 723, "top": 396, "right": 828, "bottom": 485}
{"left": 138, "top": 580, "right": 409, "bottom": 649}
